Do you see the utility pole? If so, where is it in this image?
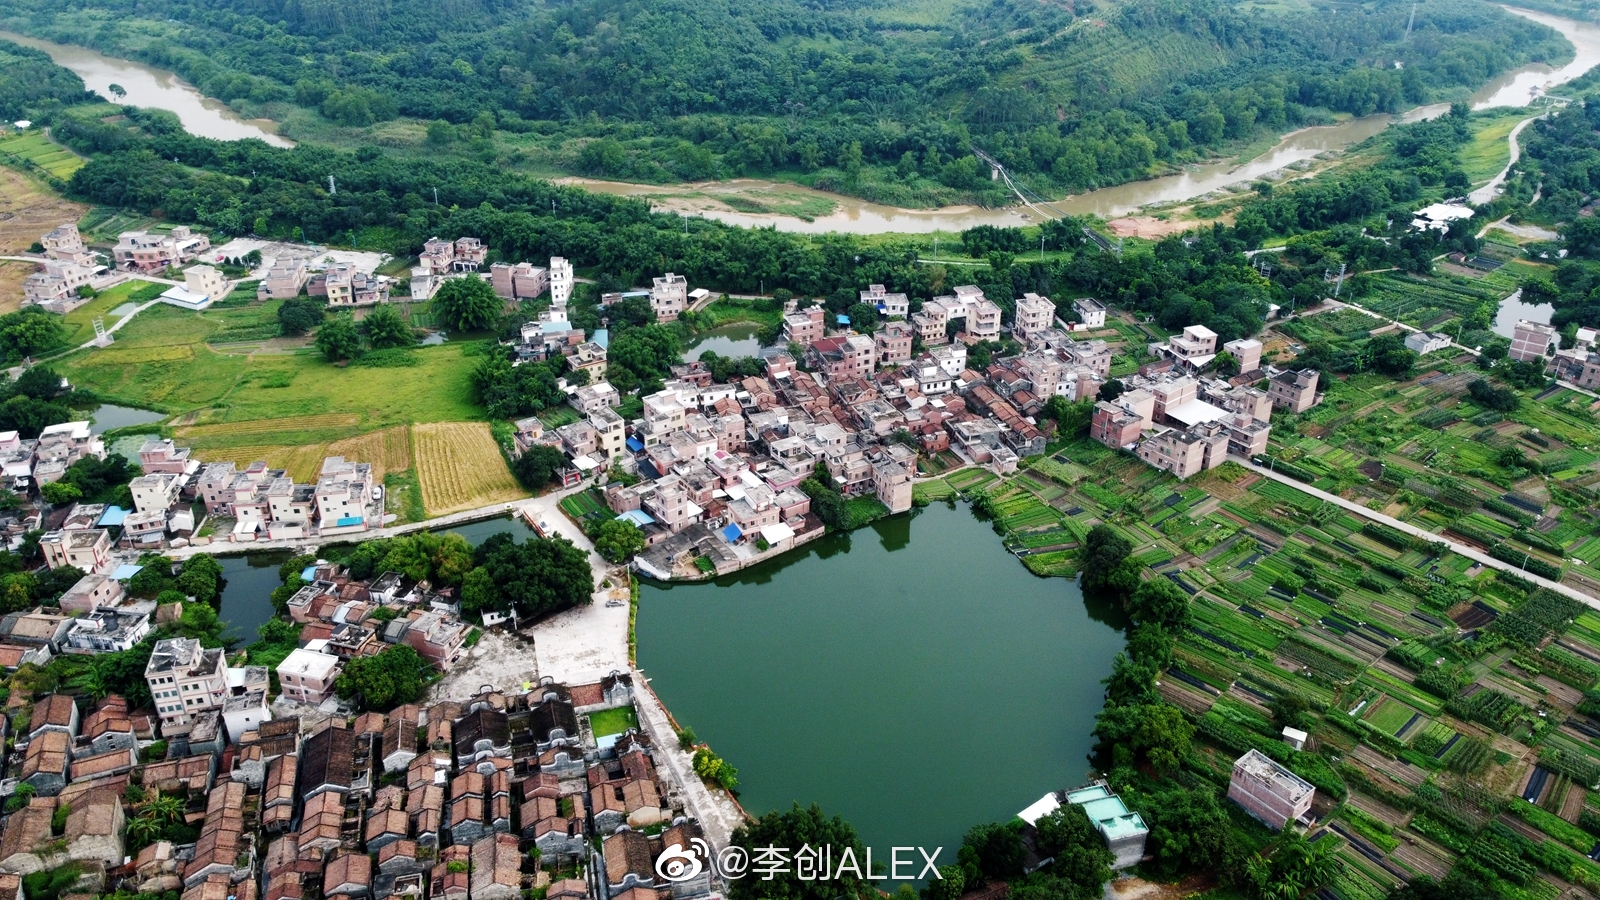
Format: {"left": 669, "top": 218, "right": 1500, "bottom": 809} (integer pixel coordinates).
{"left": 1115, "top": 238, "right": 1123, "bottom": 261}
{"left": 1040, "top": 234, "right": 1045, "bottom": 261}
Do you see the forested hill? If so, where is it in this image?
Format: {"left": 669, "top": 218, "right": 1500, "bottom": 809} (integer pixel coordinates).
{"left": 0, "top": 0, "right": 1571, "bottom": 203}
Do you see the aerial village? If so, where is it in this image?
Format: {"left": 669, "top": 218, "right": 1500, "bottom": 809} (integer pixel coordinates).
{"left": 14, "top": 200, "right": 1600, "bottom": 900}
{"left": 0, "top": 220, "right": 1367, "bottom": 897}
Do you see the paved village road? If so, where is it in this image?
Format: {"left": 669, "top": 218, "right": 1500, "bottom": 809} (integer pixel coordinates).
{"left": 630, "top": 670, "right": 747, "bottom": 855}
{"left": 1236, "top": 456, "right": 1600, "bottom": 608}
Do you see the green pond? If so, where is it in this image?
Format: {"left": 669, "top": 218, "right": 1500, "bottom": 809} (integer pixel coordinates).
{"left": 636, "top": 502, "right": 1127, "bottom": 861}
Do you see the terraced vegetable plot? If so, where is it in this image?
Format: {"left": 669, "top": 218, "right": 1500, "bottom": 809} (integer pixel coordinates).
{"left": 0, "top": 131, "right": 84, "bottom": 179}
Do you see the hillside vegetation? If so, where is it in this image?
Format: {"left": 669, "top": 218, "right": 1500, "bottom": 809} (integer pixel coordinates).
{"left": 0, "top": 0, "right": 1570, "bottom": 205}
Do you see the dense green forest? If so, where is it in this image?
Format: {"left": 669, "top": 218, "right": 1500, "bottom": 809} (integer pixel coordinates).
{"left": 0, "top": 0, "right": 1569, "bottom": 205}
{"left": 32, "top": 88, "right": 1471, "bottom": 348}
{"left": 0, "top": 40, "right": 93, "bottom": 121}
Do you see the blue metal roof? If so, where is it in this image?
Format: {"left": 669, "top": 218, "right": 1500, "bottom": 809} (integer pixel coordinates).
{"left": 617, "top": 509, "right": 655, "bottom": 527}
{"left": 625, "top": 436, "right": 644, "bottom": 452}
{"left": 97, "top": 505, "right": 129, "bottom": 527}
{"left": 301, "top": 565, "right": 319, "bottom": 582}
{"left": 111, "top": 564, "right": 143, "bottom": 581}
{"left": 836, "top": 314, "right": 850, "bottom": 325}
{"left": 336, "top": 515, "right": 364, "bottom": 526}
{"left": 721, "top": 523, "right": 742, "bottom": 542}
{"left": 593, "top": 328, "right": 610, "bottom": 349}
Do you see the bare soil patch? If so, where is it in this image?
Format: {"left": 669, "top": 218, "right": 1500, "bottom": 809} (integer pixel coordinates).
{"left": 0, "top": 167, "right": 85, "bottom": 254}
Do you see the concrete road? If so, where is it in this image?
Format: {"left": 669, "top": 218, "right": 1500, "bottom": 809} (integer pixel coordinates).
{"left": 631, "top": 670, "right": 748, "bottom": 854}
{"left": 1237, "top": 456, "right": 1600, "bottom": 608}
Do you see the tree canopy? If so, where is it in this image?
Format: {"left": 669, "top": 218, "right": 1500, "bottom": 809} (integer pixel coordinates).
{"left": 459, "top": 532, "right": 592, "bottom": 622}
{"left": 432, "top": 277, "right": 504, "bottom": 332}
{"left": 1080, "top": 525, "right": 1139, "bottom": 595}
{"left": 335, "top": 644, "right": 429, "bottom": 711}
{"left": 730, "top": 804, "right": 872, "bottom": 900}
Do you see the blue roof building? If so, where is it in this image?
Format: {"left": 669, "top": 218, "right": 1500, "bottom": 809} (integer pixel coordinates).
{"left": 617, "top": 510, "right": 655, "bottom": 528}
{"left": 1020, "top": 782, "right": 1148, "bottom": 870}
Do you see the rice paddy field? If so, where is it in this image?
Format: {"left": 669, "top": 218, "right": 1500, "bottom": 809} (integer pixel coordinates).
{"left": 412, "top": 422, "right": 524, "bottom": 516}
{"left": 920, "top": 362, "right": 1600, "bottom": 899}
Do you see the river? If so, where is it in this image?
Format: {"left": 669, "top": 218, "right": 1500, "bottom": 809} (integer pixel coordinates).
{"left": 8, "top": 7, "right": 1596, "bottom": 230}
{"left": 636, "top": 503, "right": 1128, "bottom": 860}
{"left": 569, "top": 6, "right": 1600, "bottom": 233}
{"left": 0, "top": 31, "right": 291, "bottom": 146}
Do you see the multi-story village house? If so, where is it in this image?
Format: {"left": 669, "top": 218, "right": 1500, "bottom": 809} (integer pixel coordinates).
{"left": 860, "top": 284, "right": 909, "bottom": 318}
{"left": 40, "top": 224, "right": 96, "bottom": 266}
{"left": 782, "top": 306, "right": 825, "bottom": 345}
{"left": 874, "top": 321, "right": 914, "bottom": 365}
{"left": 650, "top": 273, "right": 688, "bottom": 323}
{"left": 549, "top": 257, "right": 574, "bottom": 308}
{"left": 113, "top": 227, "right": 210, "bottom": 272}
{"left": 1013, "top": 293, "right": 1056, "bottom": 342}
{"left": 489, "top": 262, "right": 548, "bottom": 300}
{"left": 145, "top": 638, "right": 230, "bottom": 737}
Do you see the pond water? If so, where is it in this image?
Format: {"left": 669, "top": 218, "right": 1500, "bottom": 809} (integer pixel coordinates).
{"left": 682, "top": 323, "right": 763, "bottom": 361}
{"left": 0, "top": 30, "right": 292, "bottom": 146}
{"left": 1495, "top": 289, "right": 1557, "bottom": 339}
{"left": 437, "top": 515, "right": 535, "bottom": 546}
{"left": 636, "top": 503, "right": 1128, "bottom": 858}
{"left": 216, "top": 550, "right": 294, "bottom": 644}
{"left": 88, "top": 403, "right": 166, "bottom": 434}
{"left": 211, "top": 517, "right": 532, "bottom": 643}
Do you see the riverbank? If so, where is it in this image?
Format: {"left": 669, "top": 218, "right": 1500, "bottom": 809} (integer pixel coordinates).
{"left": 0, "top": 31, "right": 290, "bottom": 146}
{"left": 6, "top": 3, "right": 1589, "bottom": 239}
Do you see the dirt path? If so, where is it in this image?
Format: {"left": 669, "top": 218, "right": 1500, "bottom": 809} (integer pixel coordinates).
{"left": 1469, "top": 114, "right": 1545, "bottom": 206}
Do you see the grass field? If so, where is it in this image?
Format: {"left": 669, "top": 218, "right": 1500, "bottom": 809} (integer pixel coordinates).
{"left": 58, "top": 281, "right": 163, "bottom": 346}
{"left": 56, "top": 303, "right": 483, "bottom": 428}
{"left": 1460, "top": 109, "right": 1535, "bottom": 186}
{"left": 0, "top": 132, "right": 85, "bottom": 180}
{"left": 413, "top": 422, "right": 524, "bottom": 516}
{"left": 587, "top": 706, "right": 639, "bottom": 737}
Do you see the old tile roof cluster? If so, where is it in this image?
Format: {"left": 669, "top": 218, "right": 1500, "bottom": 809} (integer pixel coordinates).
{"left": 0, "top": 671, "right": 706, "bottom": 900}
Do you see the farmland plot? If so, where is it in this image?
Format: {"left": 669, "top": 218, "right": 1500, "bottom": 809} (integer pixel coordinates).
{"left": 413, "top": 423, "right": 524, "bottom": 516}
{"left": 327, "top": 426, "right": 413, "bottom": 483}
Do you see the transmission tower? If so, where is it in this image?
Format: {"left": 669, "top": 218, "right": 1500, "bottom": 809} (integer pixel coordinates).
{"left": 92, "top": 317, "right": 111, "bottom": 347}
{"left": 1405, "top": 3, "right": 1417, "bottom": 40}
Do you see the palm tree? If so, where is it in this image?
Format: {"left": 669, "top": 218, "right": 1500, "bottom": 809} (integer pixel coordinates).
{"left": 140, "top": 790, "right": 184, "bottom": 825}
{"left": 126, "top": 813, "right": 161, "bottom": 846}
{"left": 68, "top": 666, "right": 107, "bottom": 702}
